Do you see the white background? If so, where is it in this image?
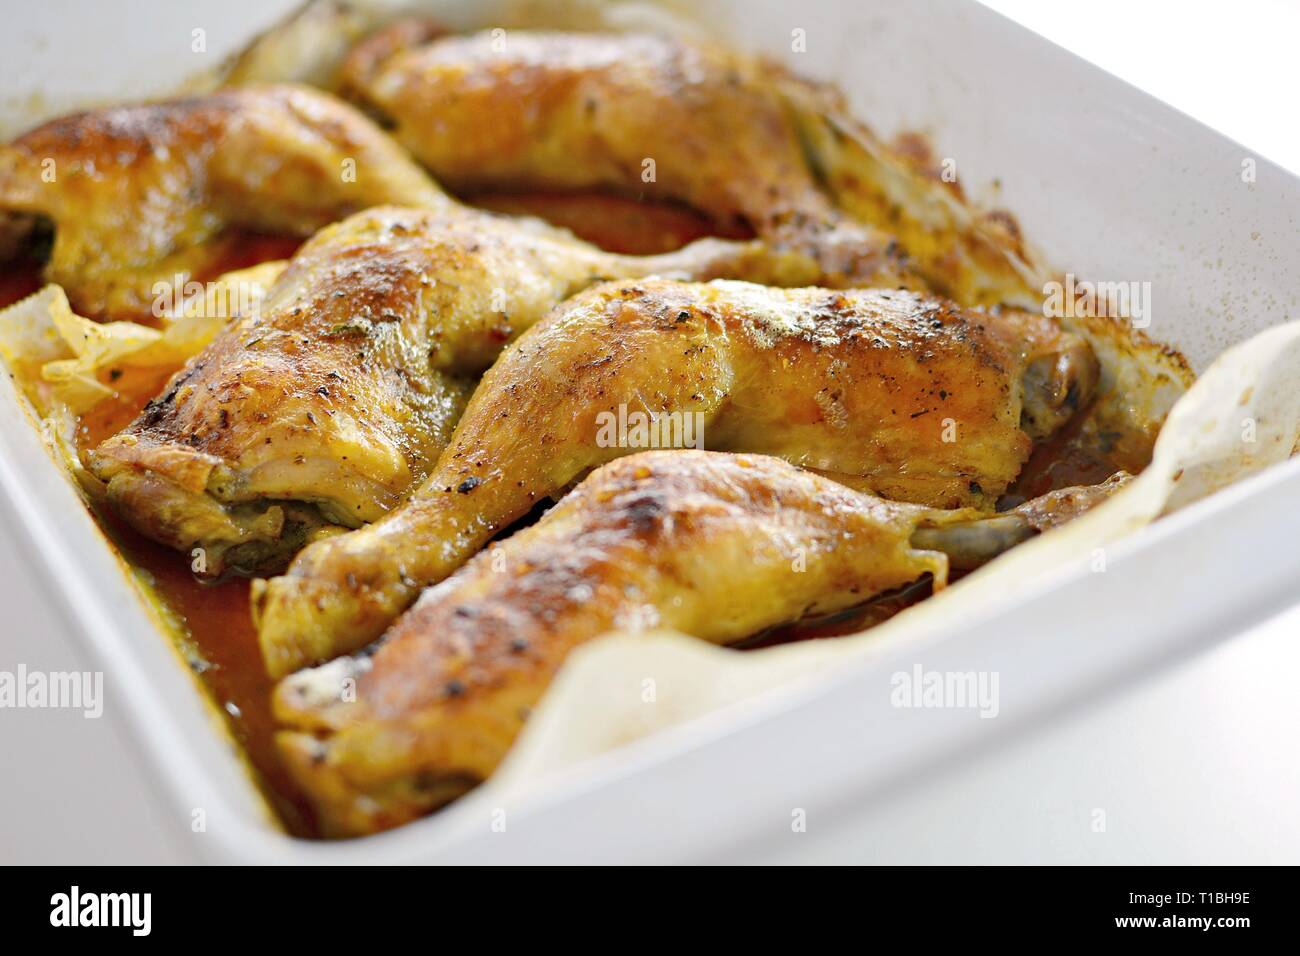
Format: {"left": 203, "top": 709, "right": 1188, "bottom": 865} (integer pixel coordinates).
{"left": 2, "top": 0, "right": 1299, "bottom": 863}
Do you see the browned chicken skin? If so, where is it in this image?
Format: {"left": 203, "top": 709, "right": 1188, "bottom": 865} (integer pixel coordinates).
{"left": 340, "top": 24, "right": 913, "bottom": 287}
{"left": 0, "top": 84, "right": 447, "bottom": 319}
{"left": 0, "top": 37, "right": 919, "bottom": 322}
{"left": 255, "top": 278, "right": 1098, "bottom": 675}
{"left": 90, "top": 206, "right": 815, "bottom": 575}
{"left": 274, "top": 449, "right": 1125, "bottom": 837}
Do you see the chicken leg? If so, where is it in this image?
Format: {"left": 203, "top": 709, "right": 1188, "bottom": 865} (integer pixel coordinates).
{"left": 340, "top": 25, "right": 913, "bottom": 287}
{"left": 90, "top": 207, "right": 819, "bottom": 575}
{"left": 0, "top": 84, "right": 448, "bottom": 319}
{"left": 274, "top": 450, "right": 1127, "bottom": 836}
{"left": 255, "top": 278, "right": 1098, "bottom": 675}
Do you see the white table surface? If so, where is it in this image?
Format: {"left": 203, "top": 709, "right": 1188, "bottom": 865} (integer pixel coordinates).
{"left": 2, "top": 0, "right": 1298, "bottom": 864}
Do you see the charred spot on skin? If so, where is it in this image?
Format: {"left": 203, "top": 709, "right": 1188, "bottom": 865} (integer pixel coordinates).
{"left": 444, "top": 679, "right": 466, "bottom": 699}
{"left": 623, "top": 490, "right": 668, "bottom": 534}
{"left": 456, "top": 476, "right": 481, "bottom": 494}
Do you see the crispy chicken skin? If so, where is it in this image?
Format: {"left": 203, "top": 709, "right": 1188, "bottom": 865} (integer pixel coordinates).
{"left": 274, "top": 450, "right": 1125, "bottom": 837}
{"left": 255, "top": 278, "right": 1098, "bottom": 674}
{"left": 90, "top": 206, "right": 812, "bottom": 575}
{"left": 0, "top": 84, "right": 446, "bottom": 318}
{"left": 340, "top": 25, "right": 914, "bottom": 287}
{"left": 274, "top": 450, "right": 951, "bottom": 835}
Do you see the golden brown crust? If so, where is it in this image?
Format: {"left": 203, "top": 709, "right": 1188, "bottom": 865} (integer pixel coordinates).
{"left": 254, "top": 277, "right": 1096, "bottom": 674}
{"left": 341, "top": 27, "right": 914, "bottom": 287}
{"left": 274, "top": 450, "right": 951, "bottom": 836}
{"left": 0, "top": 84, "right": 446, "bottom": 318}
{"left": 89, "top": 205, "right": 825, "bottom": 574}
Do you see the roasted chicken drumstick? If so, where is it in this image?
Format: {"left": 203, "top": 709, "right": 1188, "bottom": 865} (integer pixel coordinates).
{"left": 275, "top": 450, "right": 1126, "bottom": 836}
{"left": 90, "top": 206, "right": 810, "bottom": 575}
{"left": 340, "top": 25, "right": 912, "bottom": 286}
{"left": 255, "top": 278, "right": 1098, "bottom": 675}
{"left": 0, "top": 85, "right": 447, "bottom": 318}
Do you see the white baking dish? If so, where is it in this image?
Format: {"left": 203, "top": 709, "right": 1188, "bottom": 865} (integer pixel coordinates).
{"left": 1, "top": 0, "right": 1298, "bottom": 863}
